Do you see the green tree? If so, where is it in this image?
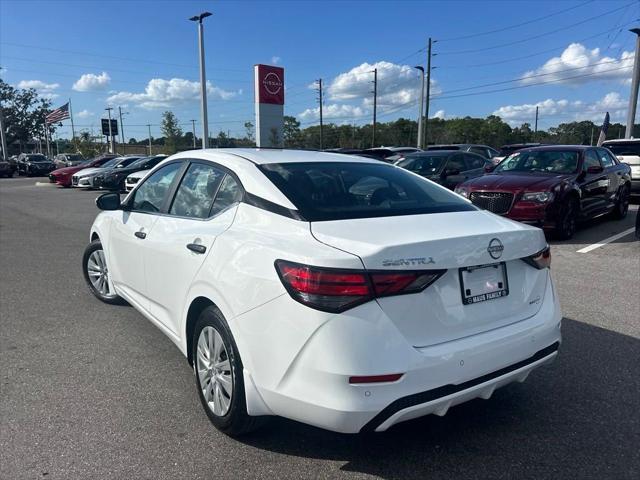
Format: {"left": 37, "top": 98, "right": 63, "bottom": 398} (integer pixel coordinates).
{"left": 283, "top": 116, "right": 301, "bottom": 147}
{"left": 1, "top": 78, "right": 54, "bottom": 154}
{"left": 160, "top": 110, "right": 183, "bottom": 154}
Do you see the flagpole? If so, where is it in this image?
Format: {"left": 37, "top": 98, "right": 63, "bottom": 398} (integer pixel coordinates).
{"left": 68, "top": 98, "right": 76, "bottom": 144}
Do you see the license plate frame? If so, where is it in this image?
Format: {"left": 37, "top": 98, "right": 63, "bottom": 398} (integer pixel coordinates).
{"left": 459, "top": 262, "right": 509, "bottom": 305}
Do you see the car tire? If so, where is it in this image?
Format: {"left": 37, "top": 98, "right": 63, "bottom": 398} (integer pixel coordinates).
{"left": 611, "top": 185, "right": 630, "bottom": 220}
{"left": 192, "top": 306, "right": 266, "bottom": 437}
{"left": 82, "top": 240, "right": 125, "bottom": 305}
{"left": 554, "top": 197, "right": 578, "bottom": 240}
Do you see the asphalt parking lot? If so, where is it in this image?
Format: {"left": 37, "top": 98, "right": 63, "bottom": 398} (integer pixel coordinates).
{"left": 1, "top": 176, "right": 638, "bottom": 480}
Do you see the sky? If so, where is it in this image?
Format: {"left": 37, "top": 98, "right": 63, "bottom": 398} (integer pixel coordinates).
{"left": 0, "top": 0, "right": 638, "bottom": 142}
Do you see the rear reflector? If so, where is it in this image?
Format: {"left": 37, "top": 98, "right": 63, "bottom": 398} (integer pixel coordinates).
{"left": 275, "top": 260, "right": 445, "bottom": 313}
{"left": 522, "top": 245, "right": 551, "bottom": 269}
{"left": 349, "top": 373, "right": 404, "bottom": 384}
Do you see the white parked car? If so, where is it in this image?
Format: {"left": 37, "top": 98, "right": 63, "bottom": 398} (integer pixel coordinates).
{"left": 603, "top": 139, "right": 640, "bottom": 195}
{"left": 124, "top": 169, "right": 149, "bottom": 192}
{"left": 83, "top": 149, "right": 561, "bottom": 435}
{"left": 72, "top": 156, "right": 141, "bottom": 188}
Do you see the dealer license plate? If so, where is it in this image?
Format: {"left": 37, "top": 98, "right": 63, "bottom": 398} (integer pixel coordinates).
{"left": 459, "top": 262, "right": 509, "bottom": 305}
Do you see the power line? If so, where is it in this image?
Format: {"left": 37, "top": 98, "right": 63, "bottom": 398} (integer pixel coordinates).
{"left": 432, "top": 66, "right": 631, "bottom": 101}
{"left": 438, "top": 0, "right": 594, "bottom": 42}
{"left": 436, "top": 19, "right": 638, "bottom": 69}
{"left": 436, "top": 58, "right": 631, "bottom": 96}
{"left": 438, "top": 2, "right": 635, "bottom": 55}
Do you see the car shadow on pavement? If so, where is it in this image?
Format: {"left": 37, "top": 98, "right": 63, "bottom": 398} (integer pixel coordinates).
{"left": 239, "top": 318, "right": 640, "bottom": 479}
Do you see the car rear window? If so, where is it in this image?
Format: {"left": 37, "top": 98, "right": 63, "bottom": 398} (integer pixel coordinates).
{"left": 605, "top": 143, "right": 640, "bottom": 156}
{"left": 259, "top": 162, "right": 475, "bottom": 221}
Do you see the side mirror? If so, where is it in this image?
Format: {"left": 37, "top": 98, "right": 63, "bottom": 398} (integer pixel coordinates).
{"left": 484, "top": 164, "right": 496, "bottom": 173}
{"left": 444, "top": 168, "right": 461, "bottom": 177}
{"left": 96, "top": 192, "right": 121, "bottom": 211}
{"left": 586, "top": 165, "right": 603, "bottom": 174}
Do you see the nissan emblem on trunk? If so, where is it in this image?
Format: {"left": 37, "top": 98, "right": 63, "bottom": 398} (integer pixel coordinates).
{"left": 487, "top": 238, "right": 504, "bottom": 259}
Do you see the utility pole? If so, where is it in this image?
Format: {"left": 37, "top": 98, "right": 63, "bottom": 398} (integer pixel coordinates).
{"left": 118, "top": 106, "right": 126, "bottom": 154}
{"left": 190, "top": 119, "right": 197, "bottom": 148}
{"left": 534, "top": 106, "right": 539, "bottom": 139}
{"left": 414, "top": 66, "right": 425, "bottom": 148}
{"left": 105, "top": 107, "right": 114, "bottom": 154}
{"left": 189, "top": 11, "right": 212, "bottom": 149}
{"left": 147, "top": 124, "right": 152, "bottom": 155}
{"left": 590, "top": 125, "right": 594, "bottom": 146}
{"left": 625, "top": 28, "right": 640, "bottom": 138}
{"left": 316, "top": 79, "right": 324, "bottom": 150}
{"left": 424, "top": 38, "right": 435, "bottom": 148}
{"left": 0, "top": 105, "right": 8, "bottom": 161}
{"left": 372, "top": 68, "right": 377, "bottom": 148}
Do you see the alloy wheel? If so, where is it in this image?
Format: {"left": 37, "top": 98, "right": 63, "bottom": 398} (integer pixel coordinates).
{"left": 86, "top": 249, "right": 113, "bottom": 297}
{"left": 196, "top": 326, "right": 233, "bottom": 416}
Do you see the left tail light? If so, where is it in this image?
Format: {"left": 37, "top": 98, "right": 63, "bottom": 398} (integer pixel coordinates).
{"left": 275, "top": 260, "right": 445, "bottom": 313}
{"left": 522, "top": 245, "right": 551, "bottom": 269}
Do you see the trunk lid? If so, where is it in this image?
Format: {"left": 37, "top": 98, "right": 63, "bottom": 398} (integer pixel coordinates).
{"left": 311, "top": 210, "right": 549, "bottom": 347}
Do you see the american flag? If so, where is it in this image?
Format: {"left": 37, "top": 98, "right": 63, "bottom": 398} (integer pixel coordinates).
{"left": 596, "top": 112, "right": 610, "bottom": 147}
{"left": 45, "top": 102, "right": 70, "bottom": 123}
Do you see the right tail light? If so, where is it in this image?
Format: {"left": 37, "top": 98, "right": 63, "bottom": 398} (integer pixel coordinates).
{"left": 522, "top": 245, "right": 551, "bottom": 269}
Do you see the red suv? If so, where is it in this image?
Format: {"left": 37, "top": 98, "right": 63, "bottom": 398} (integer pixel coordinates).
{"left": 455, "top": 145, "right": 632, "bottom": 239}
{"left": 49, "top": 154, "right": 116, "bottom": 187}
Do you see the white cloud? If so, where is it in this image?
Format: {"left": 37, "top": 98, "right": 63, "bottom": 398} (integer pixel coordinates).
{"left": 77, "top": 109, "right": 93, "bottom": 118}
{"left": 17, "top": 80, "right": 60, "bottom": 99}
{"left": 432, "top": 109, "right": 445, "bottom": 119}
{"left": 493, "top": 92, "right": 627, "bottom": 126}
{"left": 271, "top": 56, "right": 281, "bottom": 65}
{"left": 107, "top": 78, "right": 239, "bottom": 109}
{"left": 520, "top": 43, "right": 633, "bottom": 86}
{"left": 72, "top": 72, "right": 111, "bottom": 92}
{"left": 298, "top": 104, "right": 366, "bottom": 122}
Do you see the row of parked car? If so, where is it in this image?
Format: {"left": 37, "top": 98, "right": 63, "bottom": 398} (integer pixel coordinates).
{"left": 4, "top": 139, "right": 638, "bottom": 240}
{"left": 333, "top": 140, "right": 639, "bottom": 239}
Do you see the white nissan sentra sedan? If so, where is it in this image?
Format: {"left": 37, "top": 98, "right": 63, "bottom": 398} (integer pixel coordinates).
{"left": 83, "top": 149, "right": 561, "bottom": 435}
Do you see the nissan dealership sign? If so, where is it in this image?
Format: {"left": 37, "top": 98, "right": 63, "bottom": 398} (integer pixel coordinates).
{"left": 254, "top": 64, "right": 284, "bottom": 147}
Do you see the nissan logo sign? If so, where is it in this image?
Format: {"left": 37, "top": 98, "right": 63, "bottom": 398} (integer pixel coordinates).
{"left": 263, "top": 72, "right": 283, "bottom": 95}
{"left": 487, "top": 238, "right": 504, "bottom": 259}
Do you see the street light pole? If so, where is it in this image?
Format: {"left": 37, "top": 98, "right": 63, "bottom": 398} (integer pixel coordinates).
{"left": 189, "top": 11, "right": 212, "bottom": 149}
{"left": 414, "top": 66, "right": 425, "bottom": 149}
{"left": 147, "top": 124, "right": 152, "bottom": 155}
{"left": 625, "top": 28, "right": 640, "bottom": 139}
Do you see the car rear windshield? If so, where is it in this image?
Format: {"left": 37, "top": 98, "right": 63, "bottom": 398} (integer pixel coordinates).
{"left": 605, "top": 143, "right": 640, "bottom": 156}
{"left": 397, "top": 154, "right": 446, "bottom": 173}
{"left": 27, "top": 155, "right": 47, "bottom": 162}
{"left": 259, "top": 162, "right": 475, "bottom": 221}
{"left": 495, "top": 150, "right": 579, "bottom": 174}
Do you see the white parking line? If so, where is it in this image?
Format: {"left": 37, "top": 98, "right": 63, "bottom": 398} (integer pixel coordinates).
{"left": 576, "top": 227, "right": 636, "bottom": 253}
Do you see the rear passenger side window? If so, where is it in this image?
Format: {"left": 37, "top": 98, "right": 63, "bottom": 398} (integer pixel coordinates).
{"left": 583, "top": 150, "right": 601, "bottom": 171}
{"left": 210, "top": 174, "right": 242, "bottom": 216}
{"left": 170, "top": 163, "right": 225, "bottom": 219}
{"left": 469, "top": 147, "right": 488, "bottom": 158}
{"left": 465, "top": 154, "right": 485, "bottom": 170}
{"left": 597, "top": 148, "right": 615, "bottom": 168}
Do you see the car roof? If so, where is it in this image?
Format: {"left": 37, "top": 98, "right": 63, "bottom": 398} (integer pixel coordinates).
{"left": 516, "top": 145, "right": 592, "bottom": 153}
{"left": 602, "top": 139, "right": 639, "bottom": 145}
{"left": 177, "top": 148, "right": 382, "bottom": 165}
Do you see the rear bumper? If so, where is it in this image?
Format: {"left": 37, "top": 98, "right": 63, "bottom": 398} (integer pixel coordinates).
{"left": 242, "top": 271, "right": 562, "bottom": 433}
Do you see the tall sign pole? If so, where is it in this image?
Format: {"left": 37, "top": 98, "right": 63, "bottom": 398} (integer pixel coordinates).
{"left": 147, "top": 124, "right": 152, "bottom": 155}
{"left": 625, "top": 28, "right": 640, "bottom": 139}
{"left": 190, "top": 12, "right": 212, "bottom": 149}
{"left": 105, "top": 107, "right": 114, "bottom": 154}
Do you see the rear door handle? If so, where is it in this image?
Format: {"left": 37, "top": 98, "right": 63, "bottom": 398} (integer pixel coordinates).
{"left": 186, "top": 243, "right": 206, "bottom": 254}
{"left": 134, "top": 231, "right": 146, "bottom": 239}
